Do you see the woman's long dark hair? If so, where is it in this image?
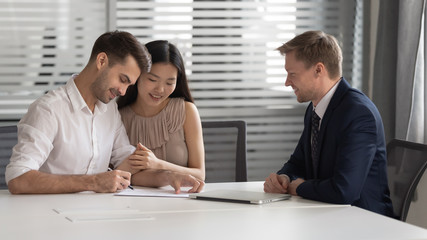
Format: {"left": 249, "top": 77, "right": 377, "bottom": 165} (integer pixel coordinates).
{"left": 117, "top": 40, "right": 194, "bottom": 109}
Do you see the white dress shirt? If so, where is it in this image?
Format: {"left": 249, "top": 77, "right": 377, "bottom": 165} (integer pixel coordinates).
{"left": 5, "top": 75, "right": 135, "bottom": 183}
{"left": 312, "top": 78, "right": 341, "bottom": 128}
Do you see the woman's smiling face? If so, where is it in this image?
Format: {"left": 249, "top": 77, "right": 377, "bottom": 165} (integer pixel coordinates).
{"left": 137, "top": 62, "right": 178, "bottom": 107}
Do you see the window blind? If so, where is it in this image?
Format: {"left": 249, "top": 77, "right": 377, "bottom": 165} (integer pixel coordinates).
{"left": 0, "top": 0, "right": 107, "bottom": 123}
{"left": 114, "top": 0, "right": 362, "bottom": 180}
{"left": 0, "top": 0, "right": 362, "bottom": 181}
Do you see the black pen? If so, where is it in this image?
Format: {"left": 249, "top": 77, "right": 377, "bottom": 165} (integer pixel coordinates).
{"left": 107, "top": 167, "right": 134, "bottom": 190}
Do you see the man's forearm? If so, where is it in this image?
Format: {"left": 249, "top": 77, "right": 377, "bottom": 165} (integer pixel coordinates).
{"left": 7, "top": 170, "right": 96, "bottom": 194}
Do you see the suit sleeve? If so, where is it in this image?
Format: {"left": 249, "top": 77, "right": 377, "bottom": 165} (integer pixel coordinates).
{"left": 277, "top": 106, "right": 311, "bottom": 180}
{"left": 296, "top": 105, "right": 378, "bottom": 204}
{"left": 277, "top": 131, "right": 307, "bottom": 180}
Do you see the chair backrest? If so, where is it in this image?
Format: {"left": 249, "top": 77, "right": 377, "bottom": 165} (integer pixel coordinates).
{"left": 202, "top": 120, "right": 247, "bottom": 182}
{"left": 0, "top": 125, "right": 18, "bottom": 189}
{"left": 386, "top": 139, "right": 427, "bottom": 221}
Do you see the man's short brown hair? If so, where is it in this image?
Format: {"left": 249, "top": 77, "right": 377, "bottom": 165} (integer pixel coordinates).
{"left": 277, "top": 30, "right": 342, "bottom": 79}
{"left": 89, "top": 30, "right": 151, "bottom": 74}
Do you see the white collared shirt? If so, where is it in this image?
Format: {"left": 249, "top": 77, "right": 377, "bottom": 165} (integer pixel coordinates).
{"left": 312, "top": 79, "right": 341, "bottom": 128}
{"left": 5, "top": 75, "right": 135, "bottom": 183}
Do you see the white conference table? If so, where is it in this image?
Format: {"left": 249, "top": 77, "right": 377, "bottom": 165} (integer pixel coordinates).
{"left": 1, "top": 181, "right": 426, "bottom": 240}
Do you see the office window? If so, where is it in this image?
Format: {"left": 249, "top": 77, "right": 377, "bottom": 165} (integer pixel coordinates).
{"left": 0, "top": 0, "right": 107, "bottom": 123}
{"left": 114, "top": 0, "right": 363, "bottom": 180}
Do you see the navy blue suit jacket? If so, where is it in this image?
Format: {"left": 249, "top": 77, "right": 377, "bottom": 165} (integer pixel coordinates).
{"left": 278, "top": 78, "right": 394, "bottom": 217}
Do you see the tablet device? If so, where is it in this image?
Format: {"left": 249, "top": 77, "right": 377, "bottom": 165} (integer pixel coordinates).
{"left": 189, "top": 189, "right": 291, "bottom": 205}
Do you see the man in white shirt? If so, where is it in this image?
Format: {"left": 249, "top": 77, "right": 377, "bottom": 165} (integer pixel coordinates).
{"left": 6, "top": 31, "right": 204, "bottom": 194}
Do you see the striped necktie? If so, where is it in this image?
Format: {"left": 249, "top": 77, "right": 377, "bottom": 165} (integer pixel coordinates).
{"left": 311, "top": 110, "right": 320, "bottom": 178}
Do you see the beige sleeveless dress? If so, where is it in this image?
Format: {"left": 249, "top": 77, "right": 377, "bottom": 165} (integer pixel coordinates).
{"left": 119, "top": 98, "right": 188, "bottom": 167}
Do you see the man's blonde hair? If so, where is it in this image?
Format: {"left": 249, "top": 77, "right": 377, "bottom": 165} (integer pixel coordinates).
{"left": 277, "top": 30, "right": 342, "bottom": 79}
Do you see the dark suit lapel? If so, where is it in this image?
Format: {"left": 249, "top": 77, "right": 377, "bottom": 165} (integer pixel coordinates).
{"left": 316, "top": 78, "right": 351, "bottom": 160}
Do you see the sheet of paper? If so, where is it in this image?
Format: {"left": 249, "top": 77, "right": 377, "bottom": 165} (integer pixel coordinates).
{"left": 65, "top": 213, "right": 154, "bottom": 223}
{"left": 54, "top": 207, "right": 152, "bottom": 223}
{"left": 114, "top": 187, "right": 190, "bottom": 198}
{"left": 53, "top": 207, "right": 140, "bottom": 215}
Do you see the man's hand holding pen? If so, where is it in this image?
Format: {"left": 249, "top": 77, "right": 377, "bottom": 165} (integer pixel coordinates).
{"left": 108, "top": 167, "right": 134, "bottom": 190}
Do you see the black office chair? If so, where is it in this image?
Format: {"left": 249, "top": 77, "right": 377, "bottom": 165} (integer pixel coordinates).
{"left": 0, "top": 125, "right": 18, "bottom": 189}
{"left": 202, "top": 120, "right": 247, "bottom": 182}
{"left": 386, "top": 139, "right": 427, "bottom": 221}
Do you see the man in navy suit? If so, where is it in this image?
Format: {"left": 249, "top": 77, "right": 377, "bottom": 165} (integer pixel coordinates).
{"left": 264, "top": 30, "right": 394, "bottom": 217}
